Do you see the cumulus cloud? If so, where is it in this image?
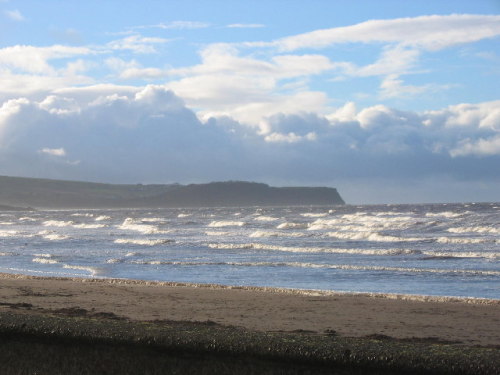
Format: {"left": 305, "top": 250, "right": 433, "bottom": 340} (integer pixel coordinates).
{"left": 0, "top": 85, "right": 498, "bottom": 196}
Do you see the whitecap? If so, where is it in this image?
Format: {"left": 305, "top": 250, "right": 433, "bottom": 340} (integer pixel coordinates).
{"left": 95, "top": 215, "right": 111, "bottom": 221}
{"left": 32, "top": 257, "right": 59, "bottom": 264}
{"left": 43, "top": 220, "right": 74, "bottom": 227}
{"left": 114, "top": 238, "right": 174, "bottom": 246}
{"left": 117, "top": 218, "right": 165, "bottom": 234}
{"left": 448, "top": 226, "right": 500, "bottom": 235}
{"left": 253, "top": 216, "right": 279, "bottom": 222}
{"left": 276, "top": 222, "right": 309, "bottom": 229}
{"left": 207, "top": 221, "right": 245, "bottom": 228}
{"left": 301, "top": 213, "right": 328, "bottom": 218}
{"left": 207, "top": 243, "right": 419, "bottom": 256}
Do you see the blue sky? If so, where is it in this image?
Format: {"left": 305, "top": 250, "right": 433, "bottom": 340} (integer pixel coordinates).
{"left": 1, "top": 0, "right": 499, "bottom": 203}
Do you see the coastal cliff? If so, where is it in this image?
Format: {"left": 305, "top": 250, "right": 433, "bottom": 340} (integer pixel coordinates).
{"left": 0, "top": 176, "right": 344, "bottom": 209}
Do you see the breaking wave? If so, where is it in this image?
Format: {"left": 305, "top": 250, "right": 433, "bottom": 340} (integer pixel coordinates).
{"left": 117, "top": 218, "right": 165, "bottom": 234}
{"left": 276, "top": 222, "right": 308, "bottom": 229}
{"left": 249, "top": 230, "right": 309, "bottom": 238}
{"left": 207, "top": 243, "right": 419, "bottom": 255}
{"left": 114, "top": 238, "right": 174, "bottom": 246}
{"left": 326, "top": 231, "right": 424, "bottom": 242}
{"left": 208, "top": 221, "right": 245, "bottom": 227}
{"left": 253, "top": 216, "right": 279, "bottom": 222}
{"left": 448, "top": 226, "right": 500, "bottom": 234}
{"left": 95, "top": 215, "right": 111, "bottom": 221}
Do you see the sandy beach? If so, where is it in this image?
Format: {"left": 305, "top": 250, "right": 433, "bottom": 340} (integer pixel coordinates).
{"left": 1, "top": 272, "right": 499, "bottom": 347}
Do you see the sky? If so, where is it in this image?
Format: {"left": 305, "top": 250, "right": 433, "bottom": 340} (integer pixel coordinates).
{"left": 0, "top": 0, "right": 499, "bottom": 204}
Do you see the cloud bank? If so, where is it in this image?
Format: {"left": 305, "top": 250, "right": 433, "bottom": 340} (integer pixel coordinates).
{"left": 0, "top": 86, "right": 498, "bottom": 202}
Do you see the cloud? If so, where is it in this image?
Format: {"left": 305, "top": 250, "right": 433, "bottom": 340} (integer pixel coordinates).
{"left": 4, "top": 9, "right": 24, "bottom": 21}
{"left": 106, "top": 34, "right": 171, "bottom": 54}
{"left": 227, "top": 23, "right": 265, "bottom": 29}
{"left": 270, "top": 14, "right": 500, "bottom": 52}
{"left": 0, "top": 85, "right": 498, "bottom": 196}
{"left": 132, "top": 21, "right": 210, "bottom": 30}
{"left": 39, "top": 147, "right": 66, "bottom": 156}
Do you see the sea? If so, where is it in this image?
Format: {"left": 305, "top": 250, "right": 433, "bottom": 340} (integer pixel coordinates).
{"left": 0, "top": 203, "right": 498, "bottom": 300}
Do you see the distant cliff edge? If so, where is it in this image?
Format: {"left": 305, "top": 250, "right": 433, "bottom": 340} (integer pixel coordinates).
{"left": 0, "top": 176, "right": 345, "bottom": 209}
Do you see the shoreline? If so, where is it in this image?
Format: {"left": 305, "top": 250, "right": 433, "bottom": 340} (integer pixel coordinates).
{"left": 1, "top": 271, "right": 499, "bottom": 305}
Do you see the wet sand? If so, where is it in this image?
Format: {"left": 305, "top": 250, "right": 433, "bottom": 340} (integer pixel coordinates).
{"left": 1, "top": 272, "right": 499, "bottom": 347}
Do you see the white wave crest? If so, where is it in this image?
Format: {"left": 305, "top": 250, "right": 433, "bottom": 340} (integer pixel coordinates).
{"left": 208, "top": 221, "right": 245, "bottom": 227}
{"left": 425, "top": 212, "right": 463, "bottom": 218}
{"left": 73, "top": 223, "right": 106, "bottom": 229}
{"left": 140, "top": 217, "right": 166, "bottom": 223}
{"left": 114, "top": 238, "right": 174, "bottom": 246}
{"left": 62, "top": 264, "right": 98, "bottom": 276}
{"left": 177, "top": 213, "right": 191, "bottom": 218}
{"left": 106, "top": 258, "right": 122, "bottom": 264}
{"left": 43, "top": 233, "right": 70, "bottom": 241}
{"left": 423, "top": 251, "right": 499, "bottom": 259}
{"left": 0, "top": 221, "right": 14, "bottom": 225}
{"left": 253, "top": 216, "right": 279, "bottom": 222}
{"left": 222, "top": 261, "right": 500, "bottom": 276}
{"left": 276, "top": 222, "right": 309, "bottom": 229}
{"left": 0, "top": 230, "right": 20, "bottom": 237}
{"left": 301, "top": 213, "right": 328, "bottom": 217}
{"left": 207, "top": 243, "right": 418, "bottom": 255}
{"left": 118, "top": 218, "right": 165, "bottom": 234}
{"left": 71, "top": 213, "right": 94, "bottom": 217}
{"left": 32, "top": 257, "right": 59, "bottom": 264}
{"left": 43, "top": 220, "right": 74, "bottom": 227}
{"left": 326, "top": 231, "right": 423, "bottom": 242}
{"left": 19, "top": 217, "right": 37, "bottom": 222}
{"left": 249, "top": 230, "right": 308, "bottom": 238}
{"left": 448, "top": 226, "right": 500, "bottom": 234}
{"left": 95, "top": 215, "right": 111, "bottom": 221}
{"left": 205, "top": 231, "right": 232, "bottom": 236}
{"left": 436, "top": 237, "right": 497, "bottom": 244}
{"left": 0, "top": 252, "right": 16, "bottom": 256}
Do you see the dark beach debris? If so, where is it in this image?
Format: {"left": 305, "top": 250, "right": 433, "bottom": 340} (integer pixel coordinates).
{"left": 0, "top": 310, "right": 498, "bottom": 375}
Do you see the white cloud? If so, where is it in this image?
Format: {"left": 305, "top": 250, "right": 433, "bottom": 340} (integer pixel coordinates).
{"left": 106, "top": 34, "right": 171, "bottom": 54}
{"left": 0, "top": 45, "right": 93, "bottom": 74}
{"left": 1, "top": 87, "right": 497, "bottom": 185}
{"left": 227, "top": 23, "right": 265, "bottom": 29}
{"left": 4, "top": 9, "right": 24, "bottom": 21}
{"left": 271, "top": 14, "right": 500, "bottom": 52}
{"left": 133, "top": 21, "right": 210, "bottom": 30}
{"left": 40, "top": 147, "right": 66, "bottom": 156}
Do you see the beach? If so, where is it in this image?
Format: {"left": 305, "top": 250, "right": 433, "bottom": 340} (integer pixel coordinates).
{"left": 1, "top": 273, "right": 499, "bottom": 374}
{"left": 1, "top": 273, "right": 499, "bottom": 346}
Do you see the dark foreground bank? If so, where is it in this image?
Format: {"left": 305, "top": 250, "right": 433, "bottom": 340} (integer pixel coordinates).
{"left": 0, "top": 311, "right": 498, "bottom": 375}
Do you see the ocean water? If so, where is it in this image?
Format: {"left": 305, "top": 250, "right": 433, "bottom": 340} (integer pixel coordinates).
{"left": 0, "top": 203, "right": 499, "bottom": 299}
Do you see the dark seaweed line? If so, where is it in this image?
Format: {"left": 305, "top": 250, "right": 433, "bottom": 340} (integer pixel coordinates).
{"left": 0, "top": 311, "right": 498, "bottom": 375}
